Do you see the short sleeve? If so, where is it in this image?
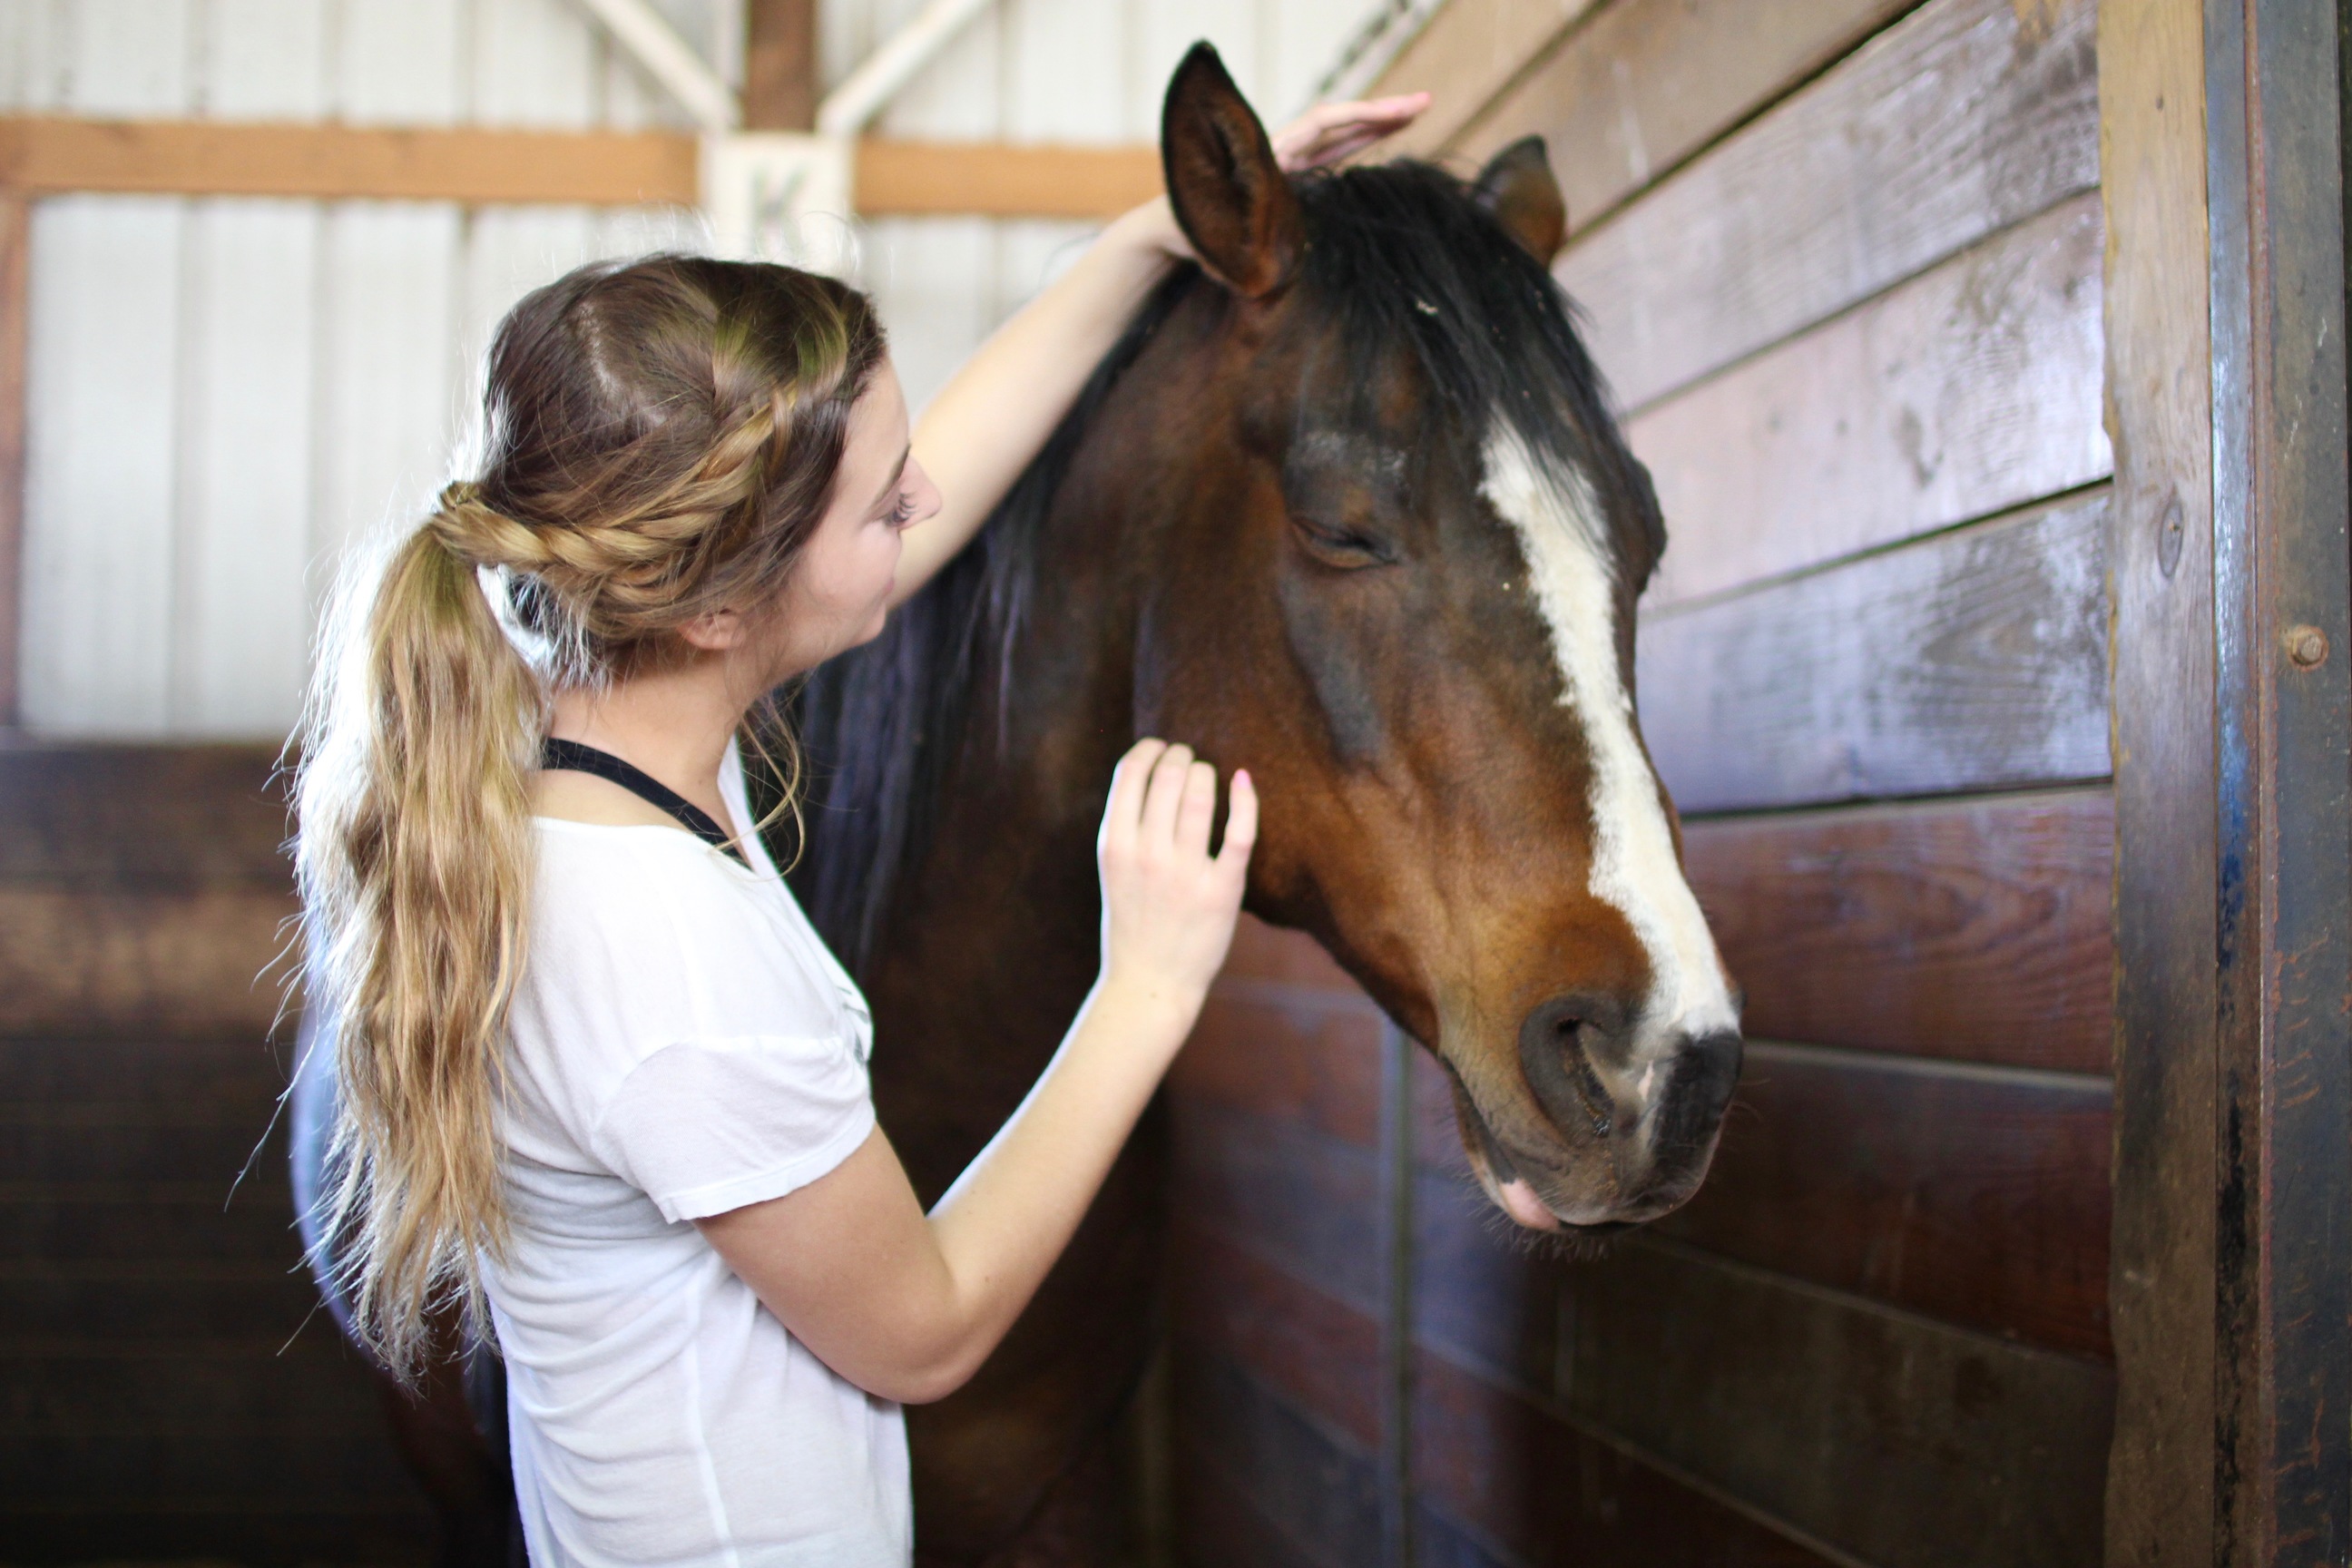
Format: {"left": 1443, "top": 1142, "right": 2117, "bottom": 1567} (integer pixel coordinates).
{"left": 590, "top": 1034, "right": 876, "bottom": 1222}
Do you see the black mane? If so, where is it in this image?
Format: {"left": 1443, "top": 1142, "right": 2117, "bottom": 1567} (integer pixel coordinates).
{"left": 772, "top": 158, "right": 1660, "bottom": 976}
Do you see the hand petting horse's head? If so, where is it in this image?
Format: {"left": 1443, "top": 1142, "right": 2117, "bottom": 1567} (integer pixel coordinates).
{"left": 1145, "top": 44, "right": 1743, "bottom": 1230}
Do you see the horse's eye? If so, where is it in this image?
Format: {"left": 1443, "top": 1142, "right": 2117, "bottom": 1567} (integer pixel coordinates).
{"left": 1289, "top": 514, "right": 1394, "bottom": 568}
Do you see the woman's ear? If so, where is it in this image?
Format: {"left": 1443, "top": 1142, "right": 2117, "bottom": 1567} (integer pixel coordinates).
{"left": 680, "top": 608, "right": 747, "bottom": 653}
{"left": 1161, "top": 43, "right": 1304, "bottom": 299}
{"left": 1473, "top": 136, "right": 1568, "bottom": 262}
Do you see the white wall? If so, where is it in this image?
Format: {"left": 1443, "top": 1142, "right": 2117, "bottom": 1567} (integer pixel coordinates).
{"left": 5, "top": 0, "right": 1374, "bottom": 740}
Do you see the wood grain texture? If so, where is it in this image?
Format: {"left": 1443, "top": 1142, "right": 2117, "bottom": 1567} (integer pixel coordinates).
{"left": 0, "top": 886, "right": 292, "bottom": 1039}
{"left": 1169, "top": 1094, "right": 1383, "bottom": 1320}
{"left": 1362, "top": 0, "right": 1602, "bottom": 158}
{"left": 1171, "top": 985, "right": 1384, "bottom": 1149}
{"left": 1448, "top": 0, "right": 1919, "bottom": 234}
{"left": 1563, "top": 1239, "right": 2113, "bottom": 1568}
{"left": 1655, "top": 1043, "right": 2113, "bottom": 1358}
{"left": 743, "top": 0, "right": 818, "bottom": 132}
{"left": 1171, "top": 1348, "right": 1384, "bottom": 1568}
{"left": 0, "top": 114, "right": 700, "bottom": 203}
{"left": 0, "top": 743, "right": 288, "bottom": 885}
{"left": 2095, "top": 2, "right": 2216, "bottom": 1558}
{"left": 1635, "top": 191, "right": 2112, "bottom": 608}
{"left": 1637, "top": 492, "right": 2112, "bottom": 814}
{"left": 1556, "top": 0, "right": 2099, "bottom": 412}
{"left": 1682, "top": 789, "right": 2114, "bottom": 1072}
{"left": 0, "top": 190, "right": 24, "bottom": 727}
{"left": 0, "top": 115, "right": 1165, "bottom": 217}
{"left": 1171, "top": 1437, "right": 1329, "bottom": 1568}
{"left": 1407, "top": 1349, "right": 1841, "bottom": 1568}
{"left": 1171, "top": 1220, "right": 1382, "bottom": 1452}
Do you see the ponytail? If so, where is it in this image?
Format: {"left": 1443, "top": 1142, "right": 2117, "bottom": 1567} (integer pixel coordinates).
{"left": 297, "top": 498, "right": 542, "bottom": 1372}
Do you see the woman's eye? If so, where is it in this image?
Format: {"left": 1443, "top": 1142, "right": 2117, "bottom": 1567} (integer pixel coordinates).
{"left": 1290, "top": 515, "right": 1392, "bottom": 567}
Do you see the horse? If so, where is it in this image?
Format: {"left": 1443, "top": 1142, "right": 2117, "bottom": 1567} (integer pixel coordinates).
{"left": 292, "top": 42, "right": 1743, "bottom": 1566}
{"left": 785, "top": 44, "right": 1743, "bottom": 1563}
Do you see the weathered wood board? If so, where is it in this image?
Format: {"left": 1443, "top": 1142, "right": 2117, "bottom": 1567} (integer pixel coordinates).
{"left": 1637, "top": 492, "right": 2113, "bottom": 814}
{"left": 1633, "top": 191, "right": 2110, "bottom": 608}
{"left": 1556, "top": 0, "right": 2098, "bottom": 412}
{"left": 1682, "top": 789, "right": 2113, "bottom": 1073}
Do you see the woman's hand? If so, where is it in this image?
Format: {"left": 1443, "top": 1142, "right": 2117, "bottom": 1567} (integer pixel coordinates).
{"left": 1269, "top": 91, "right": 1432, "bottom": 172}
{"left": 1112, "top": 91, "right": 1435, "bottom": 261}
{"left": 1097, "top": 740, "right": 1257, "bottom": 1005}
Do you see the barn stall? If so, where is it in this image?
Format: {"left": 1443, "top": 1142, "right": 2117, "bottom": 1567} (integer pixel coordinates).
{"left": 0, "top": 0, "right": 2343, "bottom": 1565}
{"left": 1161, "top": 1, "right": 2348, "bottom": 1566}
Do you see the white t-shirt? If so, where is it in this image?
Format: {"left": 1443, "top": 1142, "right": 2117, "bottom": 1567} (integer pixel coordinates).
{"left": 485, "top": 742, "right": 910, "bottom": 1567}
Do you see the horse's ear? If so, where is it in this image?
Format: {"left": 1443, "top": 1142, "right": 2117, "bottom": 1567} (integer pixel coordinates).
{"left": 1161, "top": 43, "right": 1303, "bottom": 299}
{"left": 1473, "top": 136, "right": 1568, "bottom": 262}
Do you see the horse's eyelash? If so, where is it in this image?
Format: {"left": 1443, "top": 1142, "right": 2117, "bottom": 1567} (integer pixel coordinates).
{"left": 887, "top": 492, "right": 916, "bottom": 525}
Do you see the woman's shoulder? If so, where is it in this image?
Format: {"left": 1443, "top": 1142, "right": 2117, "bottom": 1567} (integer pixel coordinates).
{"left": 524, "top": 818, "right": 843, "bottom": 1035}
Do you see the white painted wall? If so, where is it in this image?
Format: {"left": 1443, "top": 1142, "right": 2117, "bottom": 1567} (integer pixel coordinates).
{"left": 5, "top": 0, "right": 1374, "bottom": 739}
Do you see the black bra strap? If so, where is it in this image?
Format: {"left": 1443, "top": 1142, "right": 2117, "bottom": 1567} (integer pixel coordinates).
{"left": 540, "top": 738, "right": 750, "bottom": 867}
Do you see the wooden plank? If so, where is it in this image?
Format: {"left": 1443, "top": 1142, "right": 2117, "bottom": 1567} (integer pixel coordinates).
{"left": 1220, "top": 912, "right": 1360, "bottom": 995}
{"left": 1410, "top": 1164, "right": 1563, "bottom": 1395}
{"left": 1635, "top": 191, "right": 2111, "bottom": 608}
{"left": 1168, "top": 1094, "right": 1383, "bottom": 1319}
{"left": 1361, "top": 0, "right": 1602, "bottom": 159}
{"left": 1556, "top": 0, "right": 2099, "bottom": 412}
{"left": 1563, "top": 1239, "right": 2113, "bottom": 1568}
{"left": 0, "top": 116, "right": 1165, "bottom": 217}
{"left": 1407, "top": 1349, "right": 1842, "bottom": 1568}
{"left": 1638, "top": 492, "right": 2112, "bottom": 814}
{"left": 1171, "top": 1220, "right": 1382, "bottom": 1453}
{"left": 0, "top": 116, "right": 701, "bottom": 204}
{"left": 856, "top": 138, "right": 1160, "bottom": 218}
{"left": 1656, "top": 1043, "right": 2112, "bottom": 1358}
{"left": 1681, "top": 789, "right": 2113, "bottom": 1073}
{"left": 1171, "top": 1437, "right": 1328, "bottom": 1568}
{"left": 18, "top": 194, "right": 182, "bottom": 735}
{"left": 0, "top": 887, "right": 294, "bottom": 1038}
{"left": 0, "top": 744, "right": 288, "bottom": 885}
{"left": 1447, "top": 0, "right": 1918, "bottom": 236}
{"left": 1171, "top": 987, "right": 1384, "bottom": 1149}
{"left": 2094, "top": 0, "right": 2215, "bottom": 1558}
{"left": 743, "top": 0, "right": 818, "bottom": 132}
{"left": 1171, "top": 1348, "right": 1384, "bottom": 1568}
{"left": 0, "top": 1338, "right": 390, "bottom": 1436}
{"left": 2205, "top": 1, "right": 2352, "bottom": 1557}
{"left": 0, "top": 1508, "right": 429, "bottom": 1566}
{"left": 0, "top": 1036, "right": 287, "bottom": 1108}
{"left": 0, "top": 190, "right": 24, "bottom": 727}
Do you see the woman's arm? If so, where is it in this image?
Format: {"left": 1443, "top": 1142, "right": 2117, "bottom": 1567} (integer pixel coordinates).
{"left": 696, "top": 739, "right": 1258, "bottom": 1404}
{"left": 889, "top": 92, "right": 1430, "bottom": 608}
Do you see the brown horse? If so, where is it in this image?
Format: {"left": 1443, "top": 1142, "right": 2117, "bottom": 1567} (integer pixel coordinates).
{"left": 788, "top": 44, "right": 1743, "bottom": 1563}
{"left": 293, "top": 42, "right": 1742, "bottom": 1567}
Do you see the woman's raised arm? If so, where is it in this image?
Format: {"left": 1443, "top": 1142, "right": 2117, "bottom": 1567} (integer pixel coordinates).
{"left": 889, "top": 91, "right": 1429, "bottom": 608}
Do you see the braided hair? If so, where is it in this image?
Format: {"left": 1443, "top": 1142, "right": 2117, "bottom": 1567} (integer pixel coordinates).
{"left": 295, "top": 256, "right": 885, "bottom": 1376}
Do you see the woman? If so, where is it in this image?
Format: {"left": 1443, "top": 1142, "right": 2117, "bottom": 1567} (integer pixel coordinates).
{"left": 295, "top": 92, "right": 1426, "bottom": 1564}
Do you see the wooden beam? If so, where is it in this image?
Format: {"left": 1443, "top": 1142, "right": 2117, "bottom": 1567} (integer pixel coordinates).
{"left": 0, "top": 190, "right": 24, "bottom": 729}
{"left": 2097, "top": 0, "right": 2218, "bottom": 1558}
{"left": 744, "top": 0, "right": 818, "bottom": 132}
{"left": 0, "top": 116, "right": 1162, "bottom": 218}
{"left": 0, "top": 116, "right": 701, "bottom": 205}
{"left": 1364, "top": 0, "right": 1602, "bottom": 159}
{"left": 854, "top": 138, "right": 1159, "bottom": 219}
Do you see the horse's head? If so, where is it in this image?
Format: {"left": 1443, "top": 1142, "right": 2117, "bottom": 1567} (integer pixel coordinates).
{"left": 1137, "top": 46, "right": 1742, "bottom": 1231}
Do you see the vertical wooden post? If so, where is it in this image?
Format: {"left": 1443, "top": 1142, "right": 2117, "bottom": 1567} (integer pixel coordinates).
{"left": 0, "top": 189, "right": 26, "bottom": 730}
{"left": 743, "top": 0, "right": 818, "bottom": 132}
{"left": 2207, "top": 1, "right": 2352, "bottom": 1563}
{"left": 2111, "top": 1, "right": 2352, "bottom": 1563}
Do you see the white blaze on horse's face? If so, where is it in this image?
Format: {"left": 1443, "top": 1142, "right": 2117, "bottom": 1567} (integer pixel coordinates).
{"left": 1478, "top": 426, "right": 1741, "bottom": 1126}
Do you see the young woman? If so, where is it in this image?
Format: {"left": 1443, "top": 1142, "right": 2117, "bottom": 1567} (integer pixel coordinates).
{"left": 295, "top": 93, "right": 1425, "bottom": 1564}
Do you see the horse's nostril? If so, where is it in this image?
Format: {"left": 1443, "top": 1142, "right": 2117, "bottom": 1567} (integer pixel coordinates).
{"left": 1517, "top": 992, "right": 1630, "bottom": 1142}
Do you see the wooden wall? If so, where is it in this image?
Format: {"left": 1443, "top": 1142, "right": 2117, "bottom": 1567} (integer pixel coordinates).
{"left": 1164, "top": 0, "right": 2121, "bottom": 1563}
{"left": 0, "top": 742, "right": 435, "bottom": 1561}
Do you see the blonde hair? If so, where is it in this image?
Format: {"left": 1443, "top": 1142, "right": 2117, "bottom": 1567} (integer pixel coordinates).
{"left": 296, "top": 257, "right": 886, "bottom": 1376}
